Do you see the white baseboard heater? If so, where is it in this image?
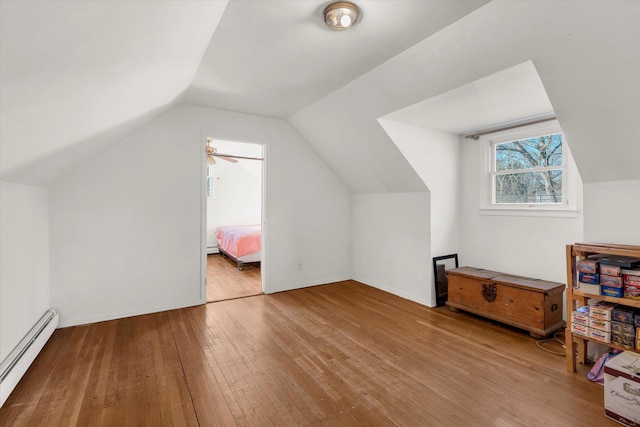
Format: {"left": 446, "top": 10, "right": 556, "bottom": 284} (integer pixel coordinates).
{"left": 0, "top": 309, "right": 59, "bottom": 408}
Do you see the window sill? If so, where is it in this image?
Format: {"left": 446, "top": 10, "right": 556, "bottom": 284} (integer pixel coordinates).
{"left": 478, "top": 206, "right": 579, "bottom": 218}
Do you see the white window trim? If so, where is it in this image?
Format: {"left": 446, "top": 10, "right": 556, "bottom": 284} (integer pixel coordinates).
{"left": 478, "top": 120, "right": 579, "bottom": 218}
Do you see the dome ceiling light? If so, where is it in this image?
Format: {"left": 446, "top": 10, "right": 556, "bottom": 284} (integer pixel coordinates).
{"left": 324, "top": 2, "right": 359, "bottom": 30}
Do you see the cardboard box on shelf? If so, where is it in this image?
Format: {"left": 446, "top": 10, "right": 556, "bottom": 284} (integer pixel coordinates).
{"left": 589, "top": 317, "right": 611, "bottom": 332}
{"left": 589, "top": 328, "right": 611, "bottom": 343}
{"left": 602, "top": 286, "right": 624, "bottom": 298}
{"left": 601, "top": 264, "right": 623, "bottom": 276}
{"left": 579, "top": 272, "right": 600, "bottom": 284}
{"left": 577, "top": 259, "right": 599, "bottom": 274}
{"left": 604, "top": 351, "right": 640, "bottom": 427}
{"left": 579, "top": 282, "right": 601, "bottom": 295}
{"left": 591, "top": 301, "right": 617, "bottom": 321}
{"left": 570, "top": 322, "right": 589, "bottom": 337}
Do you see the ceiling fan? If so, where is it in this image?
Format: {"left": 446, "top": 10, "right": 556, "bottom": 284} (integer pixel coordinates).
{"left": 206, "top": 138, "right": 238, "bottom": 164}
{"left": 206, "top": 138, "right": 265, "bottom": 164}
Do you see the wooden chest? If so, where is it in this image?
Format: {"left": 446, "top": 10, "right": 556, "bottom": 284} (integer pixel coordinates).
{"left": 446, "top": 267, "right": 565, "bottom": 338}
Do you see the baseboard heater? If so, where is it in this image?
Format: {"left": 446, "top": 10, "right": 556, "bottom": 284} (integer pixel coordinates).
{"left": 0, "top": 309, "right": 59, "bottom": 408}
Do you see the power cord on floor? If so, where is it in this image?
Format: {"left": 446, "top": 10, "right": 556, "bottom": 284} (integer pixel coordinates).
{"left": 536, "top": 329, "right": 566, "bottom": 356}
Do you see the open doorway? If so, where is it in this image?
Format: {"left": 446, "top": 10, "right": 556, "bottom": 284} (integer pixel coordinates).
{"left": 204, "top": 138, "right": 264, "bottom": 302}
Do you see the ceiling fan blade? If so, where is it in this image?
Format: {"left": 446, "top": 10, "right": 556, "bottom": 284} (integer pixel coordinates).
{"left": 212, "top": 153, "right": 239, "bottom": 163}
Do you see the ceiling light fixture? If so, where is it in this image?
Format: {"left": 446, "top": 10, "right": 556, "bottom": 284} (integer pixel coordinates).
{"left": 324, "top": 2, "right": 359, "bottom": 30}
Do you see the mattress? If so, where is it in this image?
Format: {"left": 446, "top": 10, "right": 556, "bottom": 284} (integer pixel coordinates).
{"left": 215, "top": 225, "right": 261, "bottom": 261}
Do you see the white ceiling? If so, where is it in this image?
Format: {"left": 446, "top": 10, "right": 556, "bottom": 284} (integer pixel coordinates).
{"left": 1, "top": 0, "right": 639, "bottom": 189}
{"left": 291, "top": 0, "right": 640, "bottom": 190}
{"left": 185, "top": 0, "right": 488, "bottom": 118}
{"left": 0, "top": 0, "right": 228, "bottom": 184}
{"left": 382, "top": 61, "right": 555, "bottom": 135}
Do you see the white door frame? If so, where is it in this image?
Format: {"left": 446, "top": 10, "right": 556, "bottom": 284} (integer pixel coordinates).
{"left": 200, "top": 134, "right": 267, "bottom": 302}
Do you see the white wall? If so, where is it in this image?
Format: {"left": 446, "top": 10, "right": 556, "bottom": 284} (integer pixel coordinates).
{"left": 583, "top": 180, "right": 640, "bottom": 245}
{"left": 351, "top": 192, "right": 431, "bottom": 306}
{"left": 458, "top": 138, "right": 583, "bottom": 284}
{"left": 0, "top": 181, "right": 50, "bottom": 362}
{"left": 206, "top": 139, "right": 262, "bottom": 249}
{"left": 49, "top": 104, "right": 351, "bottom": 327}
{"left": 378, "top": 120, "right": 461, "bottom": 258}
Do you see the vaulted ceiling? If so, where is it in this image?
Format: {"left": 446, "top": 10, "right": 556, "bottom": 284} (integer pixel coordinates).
{"left": 1, "top": 0, "right": 639, "bottom": 189}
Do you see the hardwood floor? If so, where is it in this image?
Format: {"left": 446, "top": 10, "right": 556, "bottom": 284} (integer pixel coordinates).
{"left": 0, "top": 281, "right": 616, "bottom": 426}
{"left": 207, "top": 253, "right": 261, "bottom": 302}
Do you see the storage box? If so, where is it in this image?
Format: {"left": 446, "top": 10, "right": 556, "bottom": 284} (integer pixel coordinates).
{"left": 579, "top": 272, "right": 600, "bottom": 284}
{"left": 599, "top": 255, "right": 640, "bottom": 269}
{"left": 591, "top": 301, "right": 617, "bottom": 320}
{"left": 602, "top": 275, "right": 624, "bottom": 288}
{"left": 571, "top": 322, "right": 589, "bottom": 337}
{"left": 623, "top": 269, "right": 640, "bottom": 286}
{"left": 603, "top": 286, "right": 624, "bottom": 298}
{"left": 579, "top": 282, "right": 601, "bottom": 295}
{"left": 611, "top": 332, "right": 636, "bottom": 350}
{"left": 604, "top": 351, "right": 640, "bottom": 426}
{"left": 637, "top": 316, "right": 640, "bottom": 328}
{"left": 612, "top": 321, "right": 636, "bottom": 335}
{"left": 576, "top": 259, "right": 599, "bottom": 274}
{"left": 624, "top": 283, "right": 640, "bottom": 300}
{"left": 613, "top": 308, "right": 637, "bottom": 324}
{"left": 589, "top": 317, "right": 611, "bottom": 332}
{"left": 589, "top": 328, "right": 611, "bottom": 343}
{"left": 601, "top": 264, "right": 623, "bottom": 276}
{"left": 445, "top": 267, "right": 565, "bottom": 338}
{"left": 571, "top": 306, "right": 590, "bottom": 325}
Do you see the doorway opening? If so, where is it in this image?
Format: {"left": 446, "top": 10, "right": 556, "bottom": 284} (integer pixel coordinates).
{"left": 203, "top": 137, "right": 264, "bottom": 302}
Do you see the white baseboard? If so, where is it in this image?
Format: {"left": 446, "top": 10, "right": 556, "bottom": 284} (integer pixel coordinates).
{"left": 1, "top": 309, "right": 59, "bottom": 407}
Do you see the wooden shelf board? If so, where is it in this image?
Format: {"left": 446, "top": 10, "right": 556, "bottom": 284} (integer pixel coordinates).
{"left": 572, "top": 243, "right": 640, "bottom": 258}
{"left": 572, "top": 335, "right": 637, "bottom": 354}
{"left": 572, "top": 289, "right": 640, "bottom": 309}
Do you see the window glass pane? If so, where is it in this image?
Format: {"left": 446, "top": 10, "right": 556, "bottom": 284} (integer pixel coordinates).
{"left": 495, "top": 133, "right": 563, "bottom": 171}
{"left": 495, "top": 170, "right": 563, "bottom": 204}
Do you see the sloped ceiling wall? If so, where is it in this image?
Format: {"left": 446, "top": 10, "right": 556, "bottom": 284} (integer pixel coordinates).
{"left": 185, "top": 0, "right": 487, "bottom": 118}
{"left": 0, "top": 1, "right": 228, "bottom": 185}
{"left": 290, "top": 1, "right": 640, "bottom": 191}
{"left": 1, "top": 1, "right": 638, "bottom": 190}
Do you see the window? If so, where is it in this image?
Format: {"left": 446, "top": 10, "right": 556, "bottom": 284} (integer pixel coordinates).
{"left": 492, "top": 132, "right": 563, "bottom": 205}
{"left": 478, "top": 120, "right": 578, "bottom": 217}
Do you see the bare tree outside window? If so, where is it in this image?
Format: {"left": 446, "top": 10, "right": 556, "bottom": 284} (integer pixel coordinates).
{"left": 493, "top": 133, "right": 563, "bottom": 204}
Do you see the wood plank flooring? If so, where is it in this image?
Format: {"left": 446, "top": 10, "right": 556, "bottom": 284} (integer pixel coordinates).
{"left": 206, "top": 253, "right": 261, "bottom": 302}
{"left": 0, "top": 281, "right": 615, "bottom": 426}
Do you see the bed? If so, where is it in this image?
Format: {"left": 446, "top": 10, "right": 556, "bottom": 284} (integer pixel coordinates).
{"left": 215, "top": 224, "right": 261, "bottom": 270}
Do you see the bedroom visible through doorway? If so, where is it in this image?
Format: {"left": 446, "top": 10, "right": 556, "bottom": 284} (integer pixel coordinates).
{"left": 204, "top": 138, "right": 263, "bottom": 302}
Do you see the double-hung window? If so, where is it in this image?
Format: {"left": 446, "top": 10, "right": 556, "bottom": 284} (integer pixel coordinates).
{"left": 492, "top": 132, "right": 563, "bottom": 205}
{"left": 481, "top": 120, "right": 578, "bottom": 216}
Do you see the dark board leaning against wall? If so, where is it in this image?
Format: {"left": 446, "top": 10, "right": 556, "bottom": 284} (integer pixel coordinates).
{"left": 432, "top": 254, "right": 458, "bottom": 306}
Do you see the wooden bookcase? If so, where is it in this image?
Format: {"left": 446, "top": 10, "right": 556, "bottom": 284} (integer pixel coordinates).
{"left": 565, "top": 242, "right": 640, "bottom": 372}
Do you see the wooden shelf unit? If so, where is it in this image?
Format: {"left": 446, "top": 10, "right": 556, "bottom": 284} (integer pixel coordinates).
{"left": 565, "top": 242, "right": 640, "bottom": 372}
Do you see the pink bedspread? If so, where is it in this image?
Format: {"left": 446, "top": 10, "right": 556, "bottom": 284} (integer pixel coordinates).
{"left": 215, "top": 225, "right": 261, "bottom": 258}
